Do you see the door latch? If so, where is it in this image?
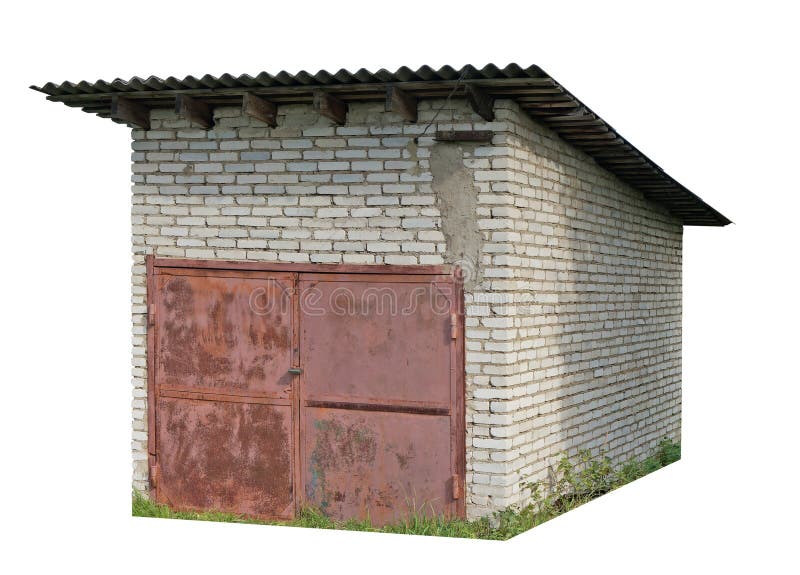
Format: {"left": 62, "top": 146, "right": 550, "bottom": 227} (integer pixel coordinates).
{"left": 452, "top": 474, "right": 462, "bottom": 500}
{"left": 288, "top": 367, "right": 302, "bottom": 375}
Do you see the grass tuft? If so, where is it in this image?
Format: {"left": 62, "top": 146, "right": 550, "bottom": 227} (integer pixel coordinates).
{"left": 133, "top": 438, "right": 680, "bottom": 540}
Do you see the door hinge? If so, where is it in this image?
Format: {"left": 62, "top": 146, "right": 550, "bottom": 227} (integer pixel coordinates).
{"left": 452, "top": 474, "right": 462, "bottom": 500}
{"left": 150, "top": 458, "right": 159, "bottom": 489}
{"left": 450, "top": 313, "right": 458, "bottom": 340}
{"left": 147, "top": 303, "right": 155, "bottom": 327}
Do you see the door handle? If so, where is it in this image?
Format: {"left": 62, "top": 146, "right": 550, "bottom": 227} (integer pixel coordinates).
{"left": 288, "top": 367, "right": 302, "bottom": 375}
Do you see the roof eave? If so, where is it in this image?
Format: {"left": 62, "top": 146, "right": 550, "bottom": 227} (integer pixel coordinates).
{"left": 30, "top": 64, "right": 731, "bottom": 227}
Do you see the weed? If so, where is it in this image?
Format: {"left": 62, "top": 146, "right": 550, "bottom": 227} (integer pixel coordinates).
{"left": 132, "top": 438, "right": 680, "bottom": 540}
{"left": 522, "top": 437, "right": 681, "bottom": 527}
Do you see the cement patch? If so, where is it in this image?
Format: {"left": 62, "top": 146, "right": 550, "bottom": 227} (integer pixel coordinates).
{"left": 430, "top": 143, "right": 483, "bottom": 290}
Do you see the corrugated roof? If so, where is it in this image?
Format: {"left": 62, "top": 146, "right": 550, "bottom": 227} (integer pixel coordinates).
{"left": 31, "top": 63, "right": 730, "bottom": 226}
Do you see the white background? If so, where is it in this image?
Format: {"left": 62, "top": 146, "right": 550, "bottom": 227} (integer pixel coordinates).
{"left": 2, "top": 1, "right": 798, "bottom": 573}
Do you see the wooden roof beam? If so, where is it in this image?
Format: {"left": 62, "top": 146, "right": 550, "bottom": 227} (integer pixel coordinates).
{"left": 385, "top": 86, "right": 417, "bottom": 122}
{"left": 314, "top": 91, "right": 347, "bottom": 125}
{"left": 242, "top": 93, "right": 277, "bottom": 127}
{"left": 110, "top": 96, "right": 150, "bottom": 130}
{"left": 175, "top": 94, "right": 213, "bottom": 129}
{"left": 545, "top": 119, "right": 604, "bottom": 128}
{"left": 563, "top": 132, "right": 620, "bottom": 141}
{"left": 435, "top": 130, "right": 493, "bottom": 142}
{"left": 465, "top": 85, "right": 494, "bottom": 121}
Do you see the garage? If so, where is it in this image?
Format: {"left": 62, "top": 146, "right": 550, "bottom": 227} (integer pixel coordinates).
{"left": 146, "top": 256, "right": 465, "bottom": 525}
{"left": 30, "top": 63, "right": 727, "bottom": 523}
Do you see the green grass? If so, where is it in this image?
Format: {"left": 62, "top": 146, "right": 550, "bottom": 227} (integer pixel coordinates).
{"left": 132, "top": 438, "right": 680, "bottom": 540}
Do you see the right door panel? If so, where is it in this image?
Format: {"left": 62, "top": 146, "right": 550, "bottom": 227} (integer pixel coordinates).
{"left": 299, "top": 274, "right": 462, "bottom": 526}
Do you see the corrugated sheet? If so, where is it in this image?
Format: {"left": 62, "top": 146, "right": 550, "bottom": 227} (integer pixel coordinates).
{"left": 32, "top": 64, "right": 548, "bottom": 95}
{"left": 30, "top": 64, "right": 730, "bottom": 226}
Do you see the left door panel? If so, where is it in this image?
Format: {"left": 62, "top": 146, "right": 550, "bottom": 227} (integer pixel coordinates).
{"left": 150, "top": 267, "right": 297, "bottom": 519}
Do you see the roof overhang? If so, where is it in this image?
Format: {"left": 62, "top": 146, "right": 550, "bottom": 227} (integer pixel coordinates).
{"left": 31, "top": 63, "right": 731, "bottom": 226}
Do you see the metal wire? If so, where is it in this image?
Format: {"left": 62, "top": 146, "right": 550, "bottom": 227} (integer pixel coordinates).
{"left": 417, "top": 67, "right": 470, "bottom": 140}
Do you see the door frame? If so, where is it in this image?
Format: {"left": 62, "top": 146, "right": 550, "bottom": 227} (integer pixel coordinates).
{"left": 145, "top": 255, "right": 466, "bottom": 520}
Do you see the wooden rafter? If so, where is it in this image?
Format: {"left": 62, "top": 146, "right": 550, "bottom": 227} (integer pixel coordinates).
{"left": 434, "top": 130, "right": 493, "bottom": 142}
{"left": 313, "top": 92, "right": 347, "bottom": 125}
{"left": 464, "top": 85, "right": 494, "bottom": 121}
{"left": 242, "top": 93, "right": 277, "bottom": 127}
{"left": 110, "top": 96, "right": 150, "bottom": 130}
{"left": 385, "top": 86, "right": 418, "bottom": 122}
{"left": 175, "top": 95, "right": 213, "bottom": 129}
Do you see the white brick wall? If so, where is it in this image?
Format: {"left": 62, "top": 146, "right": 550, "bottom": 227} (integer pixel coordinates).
{"left": 131, "top": 97, "right": 682, "bottom": 520}
{"left": 462, "top": 100, "right": 682, "bottom": 515}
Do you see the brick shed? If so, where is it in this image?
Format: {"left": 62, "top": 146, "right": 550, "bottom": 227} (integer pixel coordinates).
{"left": 33, "top": 64, "right": 729, "bottom": 524}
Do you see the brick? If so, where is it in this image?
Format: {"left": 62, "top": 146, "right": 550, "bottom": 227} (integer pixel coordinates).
{"left": 236, "top": 175, "right": 266, "bottom": 184}
{"left": 318, "top": 185, "right": 348, "bottom": 195}
{"left": 206, "top": 175, "right": 235, "bottom": 184}
{"left": 159, "top": 186, "right": 189, "bottom": 195}
{"left": 402, "top": 217, "right": 437, "bottom": 229}
{"left": 272, "top": 150, "right": 302, "bottom": 160}
{"left": 160, "top": 227, "right": 188, "bottom": 237}
{"left": 282, "top": 139, "right": 313, "bottom": 149}
{"left": 384, "top": 255, "right": 417, "bottom": 265}
{"left": 278, "top": 252, "right": 311, "bottom": 262}
{"left": 317, "top": 207, "right": 348, "bottom": 218}
{"left": 220, "top": 140, "right": 249, "bottom": 151}
{"left": 332, "top": 173, "right": 364, "bottom": 183}
{"left": 366, "top": 196, "right": 399, "bottom": 206}
{"left": 368, "top": 148, "right": 401, "bottom": 159}
{"left": 270, "top": 217, "right": 300, "bottom": 227}
{"left": 222, "top": 185, "right": 252, "bottom": 195}
{"left": 194, "top": 163, "right": 223, "bottom": 173}
{"left": 254, "top": 185, "right": 285, "bottom": 194}
{"left": 303, "top": 150, "right": 334, "bottom": 160}
{"left": 336, "top": 149, "right": 368, "bottom": 159}
{"left": 314, "top": 229, "right": 346, "bottom": 240}
{"left": 318, "top": 161, "right": 350, "bottom": 171}
{"left": 237, "top": 216, "right": 267, "bottom": 226}
{"left": 347, "top": 137, "right": 381, "bottom": 147}
{"left": 351, "top": 160, "right": 383, "bottom": 171}
{"left": 367, "top": 242, "right": 400, "bottom": 252}
{"left": 224, "top": 163, "right": 255, "bottom": 173}
{"left": 367, "top": 173, "right": 399, "bottom": 183}
{"left": 287, "top": 162, "right": 318, "bottom": 172}
{"left": 420, "top": 254, "right": 445, "bottom": 264}
{"left": 310, "top": 253, "right": 343, "bottom": 263}
{"left": 254, "top": 162, "right": 286, "bottom": 172}
{"left": 241, "top": 152, "right": 270, "bottom": 161}
{"left": 383, "top": 184, "right": 415, "bottom": 194}
{"left": 343, "top": 253, "right": 375, "bottom": 264}
{"left": 300, "top": 240, "right": 332, "bottom": 251}
{"left": 268, "top": 174, "right": 299, "bottom": 184}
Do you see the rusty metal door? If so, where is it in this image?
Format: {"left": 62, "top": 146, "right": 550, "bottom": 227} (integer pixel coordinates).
{"left": 147, "top": 258, "right": 464, "bottom": 524}
{"left": 298, "top": 272, "right": 465, "bottom": 525}
{"left": 147, "top": 262, "right": 298, "bottom": 519}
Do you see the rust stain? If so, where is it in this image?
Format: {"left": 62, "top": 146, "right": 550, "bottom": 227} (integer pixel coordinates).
{"left": 307, "top": 417, "right": 377, "bottom": 511}
{"left": 157, "top": 397, "right": 293, "bottom": 517}
{"left": 158, "top": 274, "right": 292, "bottom": 395}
